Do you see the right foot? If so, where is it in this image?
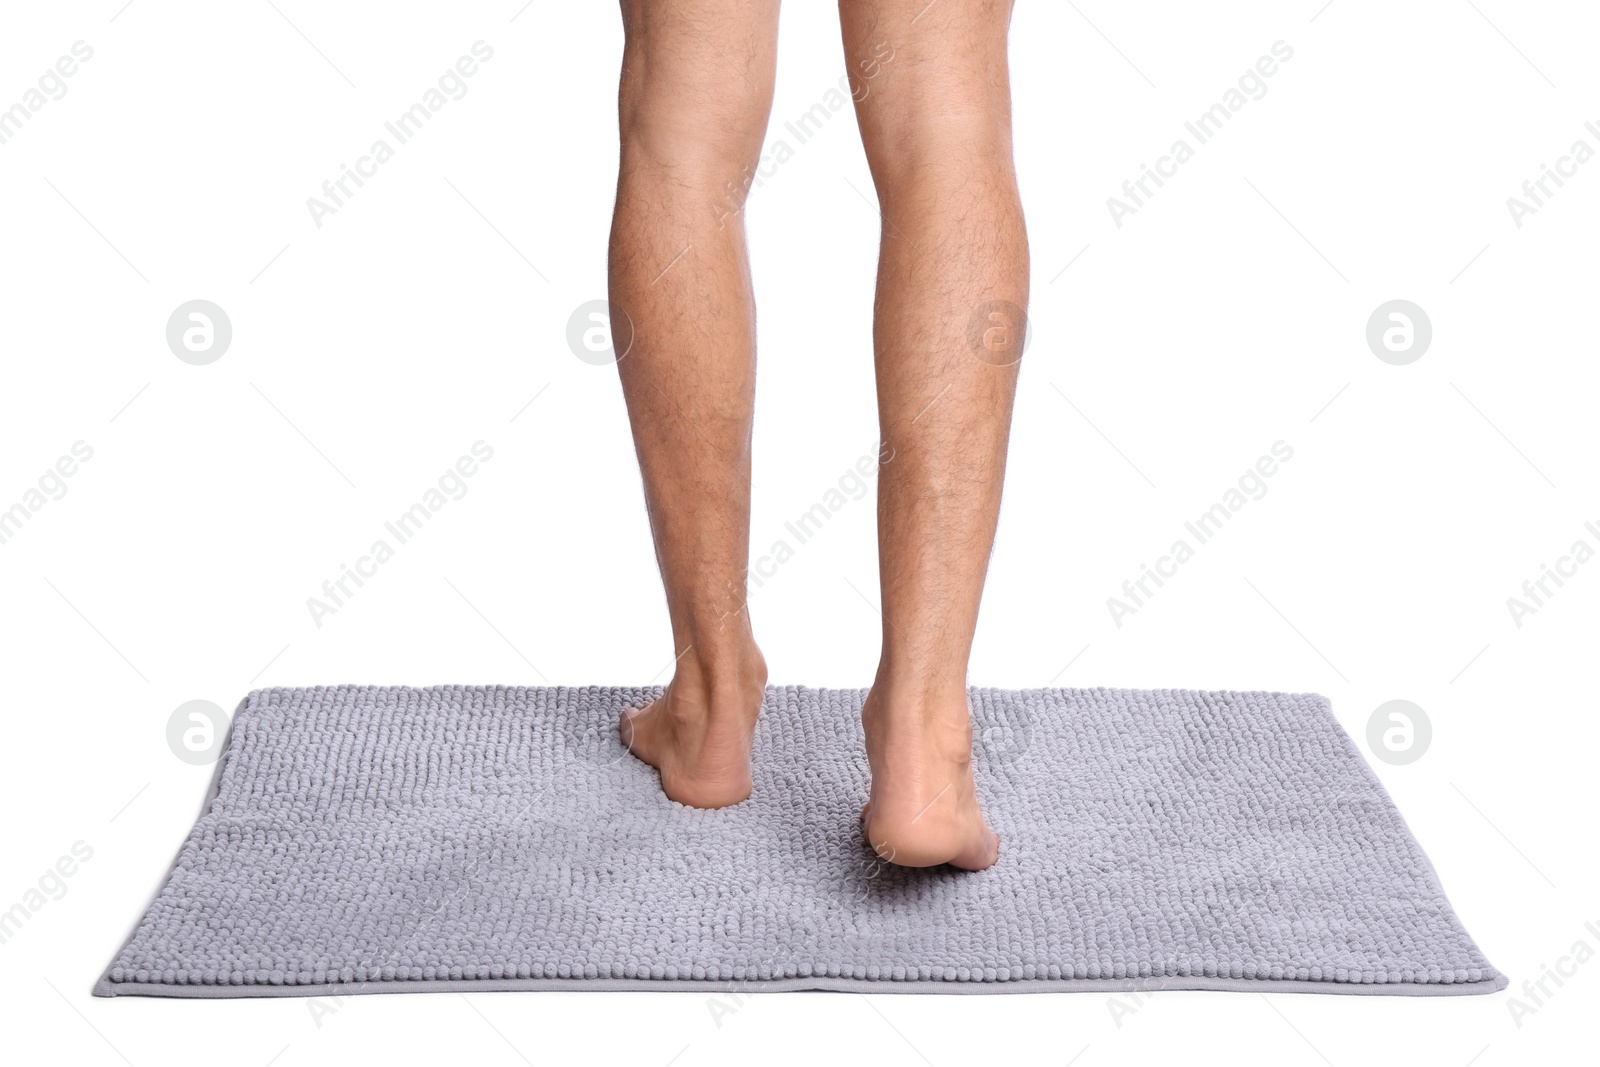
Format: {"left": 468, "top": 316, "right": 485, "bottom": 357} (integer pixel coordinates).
{"left": 620, "top": 650, "right": 766, "bottom": 809}
{"left": 859, "top": 680, "right": 1000, "bottom": 871}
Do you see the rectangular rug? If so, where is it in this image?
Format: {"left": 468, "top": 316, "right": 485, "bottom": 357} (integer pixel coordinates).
{"left": 96, "top": 685, "right": 1505, "bottom": 998}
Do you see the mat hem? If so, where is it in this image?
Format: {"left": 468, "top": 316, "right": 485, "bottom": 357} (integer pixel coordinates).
{"left": 92, "top": 972, "right": 1508, "bottom": 999}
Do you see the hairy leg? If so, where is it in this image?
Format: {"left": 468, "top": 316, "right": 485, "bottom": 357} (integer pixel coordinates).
{"left": 611, "top": 0, "right": 780, "bottom": 808}
{"left": 840, "top": 0, "right": 1027, "bottom": 868}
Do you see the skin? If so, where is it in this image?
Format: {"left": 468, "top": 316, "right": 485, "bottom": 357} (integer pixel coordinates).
{"left": 612, "top": 0, "right": 1026, "bottom": 871}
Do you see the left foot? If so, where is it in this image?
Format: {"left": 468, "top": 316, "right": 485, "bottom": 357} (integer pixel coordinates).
{"left": 620, "top": 649, "right": 767, "bottom": 808}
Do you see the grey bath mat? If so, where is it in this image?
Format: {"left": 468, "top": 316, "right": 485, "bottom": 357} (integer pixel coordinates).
{"left": 96, "top": 685, "right": 1504, "bottom": 998}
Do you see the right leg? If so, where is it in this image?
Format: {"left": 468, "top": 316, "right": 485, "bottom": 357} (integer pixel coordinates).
{"left": 610, "top": 0, "right": 779, "bottom": 808}
{"left": 842, "top": 0, "right": 1026, "bottom": 869}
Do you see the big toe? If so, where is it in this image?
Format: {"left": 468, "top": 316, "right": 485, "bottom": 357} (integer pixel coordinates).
{"left": 619, "top": 702, "right": 657, "bottom": 760}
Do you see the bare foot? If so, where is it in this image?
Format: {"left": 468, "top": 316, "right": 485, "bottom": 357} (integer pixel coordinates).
{"left": 620, "top": 650, "right": 766, "bottom": 809}
{"left": 860, "top": 680, "right": 999, "bottom": 870}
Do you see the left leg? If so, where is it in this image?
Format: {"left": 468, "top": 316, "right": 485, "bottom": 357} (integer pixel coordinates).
{"left": 610, "top": 0, "right": 781, "bottom": 808}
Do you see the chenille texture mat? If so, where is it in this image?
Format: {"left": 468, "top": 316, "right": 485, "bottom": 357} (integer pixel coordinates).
{"left": 96, "top": 685, "right": 1504, "bottom": 998}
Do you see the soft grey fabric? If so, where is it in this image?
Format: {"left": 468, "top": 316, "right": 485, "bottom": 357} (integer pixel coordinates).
{"left": 96, "top": 685, "right": 1505, "bottom": 998}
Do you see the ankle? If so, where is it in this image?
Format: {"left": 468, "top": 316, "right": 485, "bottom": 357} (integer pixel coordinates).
{"left": 672, "top": 643, "right": 766, "bottom": 706}
{"left": 870, "top": 662, "right": 969, "bottom": 711}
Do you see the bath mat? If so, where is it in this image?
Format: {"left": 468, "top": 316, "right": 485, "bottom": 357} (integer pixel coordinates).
{"left": 96, "top": 685, "right": 1504, "bottom": 998}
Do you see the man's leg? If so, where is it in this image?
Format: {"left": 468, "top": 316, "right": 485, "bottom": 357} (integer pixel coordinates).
{"left": 842, "top": 0, "right": 1027, "bottom": 869}
{"left": 612, "top": 0, "right": 779, "bottom": 808}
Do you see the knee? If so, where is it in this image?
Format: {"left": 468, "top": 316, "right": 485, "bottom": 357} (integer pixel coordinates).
{"left": 620, "top": 101, "right": 768, "bottom": 183}
{"left": 617, "top": 63, "right": 773, "bottom": 183}
{"left": 858, "top": 84, "right": 1014, "bottom": 190}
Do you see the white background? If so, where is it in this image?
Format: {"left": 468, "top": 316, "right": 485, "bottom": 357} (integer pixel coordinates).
{"left": 2, "top": 1, "right": 1596, "bottom": 1064}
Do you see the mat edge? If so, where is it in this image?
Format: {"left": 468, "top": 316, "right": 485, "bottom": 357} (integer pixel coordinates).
{"left": 92, "top": 692, "right": 251, "bottom": 997}
{"left": 92, "top": 972, "right": 1509, "bottom": 999}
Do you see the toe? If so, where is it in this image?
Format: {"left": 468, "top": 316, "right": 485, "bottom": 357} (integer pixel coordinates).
{"left": 619, "top": 702, "right": 656, "bottom": 760}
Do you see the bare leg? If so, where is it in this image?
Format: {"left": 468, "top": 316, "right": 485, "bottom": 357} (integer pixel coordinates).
{"left": 611, "top": 0, "right": 778, "bottom": 808}
{"left": 841, "top": 0, "right": 1027, "bottom": 868}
